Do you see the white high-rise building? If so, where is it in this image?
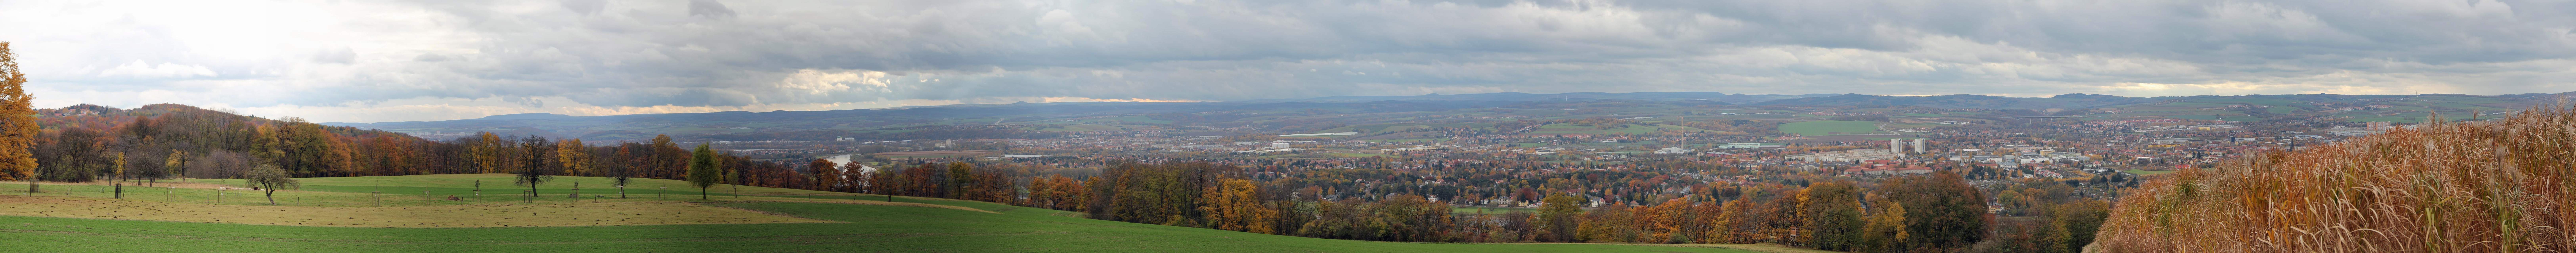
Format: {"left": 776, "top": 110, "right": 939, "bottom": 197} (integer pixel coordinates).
{"left": 1910, "top": 139, "right": 1927, "bottom": 154}
{"left": 1890, "top": 139, "right": 1905, "bottom": 157}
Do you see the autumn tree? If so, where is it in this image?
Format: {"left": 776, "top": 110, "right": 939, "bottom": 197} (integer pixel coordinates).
{"left": 1028, "top": 175, "right": 1057, "bottom": 208}
{"left": 1712, "top": 197, "right": 1756, "bottom": 243}
{"left": 1199, "top": 178, "right": 1275, "bottom": 233}
{"left": 0, "top": 42, "right": 38, "bottom": 193}
{"left": 555, "top": 138, "right": 589, "bottom": 176}
{"left": 1640, "top": 198, "right": 1691, "bottom": 243}
{"left": 1880, "top": 171, "right": 1988, "bottom": 251}
{"left": 110, "top": 151, "right": 125, "bottom": 198}
{"left": 973, "top": 170, "right": 1009, "bottom": 204}
{"left": 1050, "top": 175, "right": 1085, "bottom": 211}
{"left": 164, "top": 149, "right": 187, "bottom": 183}
{"left": 835, "top": 161, "right": 867, "bottom": 193}
{"left": 2042, "top": 199, "right": 2108, "bottom": 253}
{"left": 809, "top": 159, "right": 840, "bottom": 192}
{"left": 687, "top": 143, "right": 720, "bottom": 199}
{"left": 867, "top": 164, "right": 900, "bottom": 202}
{"left": 1372, "top": 194, "right": 1454, "bottom": 242}
{"left": 278, "top": 119, "right": 345, "bottom": 176}
{"left": 1800, "top": 180, "right": 1864, "bottom": 251}
{"left": 470, "top": 132, "right": 506, "bottom": 174}
{"left": 945, "top": 162, "right": 974, "bottom": 199}
{"left": 367, "top": 136, "right": 409, "bottom": 176}
{"left": 1536, "top": 193, "right": 1583, "bottom": 242}
{"left": 649, "top": 134, "right": 678, "bottom": 178}
{"left": 1858, "top": 198, "right": 1909, "bottom": 253}
{"left": 243, "top": 164, "right": 299, "bottom": 205}
{"left": 247, "top": 125, "right": 283, "bottom": 167}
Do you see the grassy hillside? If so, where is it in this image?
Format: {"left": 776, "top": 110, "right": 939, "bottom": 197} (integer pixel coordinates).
{"left": 2096, "top": 105, "right": 2576, "bottom": 252}
{"left": 1, "top": 174, "right": 852, "bottom": 207}
{"left": 1, "top": 174, "right": 1807, "bottom": 252}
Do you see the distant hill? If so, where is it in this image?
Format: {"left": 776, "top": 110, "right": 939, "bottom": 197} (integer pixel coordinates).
{"left": 470, "top": 112, "right": 575, "bottom": 121}
{"left": 1751, "top": 93, "right": 2170, "bottom": 109}
{"left": 314, "top": 91, "right": 2575, "bottom": 143}
{"left": 1258, "top": 92, "right": 1843, "bottom": 104}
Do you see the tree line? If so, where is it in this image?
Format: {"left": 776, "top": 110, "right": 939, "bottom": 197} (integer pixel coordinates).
{"left": 826, "top": 158, "right": 2107, "bottom": 252}
{"left": 17, "top": 104, "right": 835, "bottom": 196}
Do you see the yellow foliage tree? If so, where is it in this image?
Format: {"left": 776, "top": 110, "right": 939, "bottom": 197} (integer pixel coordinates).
{"left": 556, "top": 138, "right": 590, "bottom": 176}
{"left": 1199, "top": 179, "right": 1275, "bottom": 234}
{"left": 0, "top": 42, "right": 39, "bottom": 188}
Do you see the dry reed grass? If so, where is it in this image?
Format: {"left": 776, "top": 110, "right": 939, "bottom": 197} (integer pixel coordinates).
{"left": 2096, "top": 104, "right": 2576, "bottom": 252}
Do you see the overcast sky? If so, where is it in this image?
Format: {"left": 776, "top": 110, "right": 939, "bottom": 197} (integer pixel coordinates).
{"left": 4, "top": 0, "right": 2573, "bottom": 123}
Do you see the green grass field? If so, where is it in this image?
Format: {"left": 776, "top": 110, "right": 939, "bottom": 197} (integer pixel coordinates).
{"left": 0, "top": 175, "right": 1794, "bottom": 253}
{"left": 1775, "top": 120, "right": 1882, "bottom": 136}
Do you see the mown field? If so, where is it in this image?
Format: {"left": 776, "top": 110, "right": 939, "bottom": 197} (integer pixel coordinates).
{"left": 0, "top": 174, "right": 1814, "bottom": 253}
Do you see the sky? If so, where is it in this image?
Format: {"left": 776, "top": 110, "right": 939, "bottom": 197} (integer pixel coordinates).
{"left": 4, "top": 0, "right": 2574, "bottom": 123}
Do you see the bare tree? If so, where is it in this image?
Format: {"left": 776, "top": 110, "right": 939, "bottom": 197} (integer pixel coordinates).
{"left": 189, "top": 150, "right": 251, "bottom": 180}
{"left": 609, "top": 144, "right": 633, "bottom": 198}
{"left": 513, "top": 136, "right": 556, "bottom": 202}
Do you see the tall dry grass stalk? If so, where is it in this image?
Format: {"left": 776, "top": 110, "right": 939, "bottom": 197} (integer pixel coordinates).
{"left": 2096, "top": 104, "right": 2576, "bottom": 253}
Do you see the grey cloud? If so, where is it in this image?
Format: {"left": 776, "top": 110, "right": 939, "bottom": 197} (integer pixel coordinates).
{"left": 313, "top": 47, "right": 355, "bottom": 64}
{"left": 561, "top": 0, "right": 604, "bottom": 16}
{"left": 688, "top": 0, "right": 735, "bottom": 19}
{"left": 31, "top": 0, "right": 2576, "bottom": 115}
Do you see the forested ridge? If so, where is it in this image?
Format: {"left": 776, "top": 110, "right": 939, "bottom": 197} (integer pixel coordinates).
{"left": 26, "top": 104, "right": 816, "bottom": 190}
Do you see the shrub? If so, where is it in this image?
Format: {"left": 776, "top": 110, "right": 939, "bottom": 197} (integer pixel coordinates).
{"left": 2097, "top": 105, "right": 2576, "bottom": 252}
